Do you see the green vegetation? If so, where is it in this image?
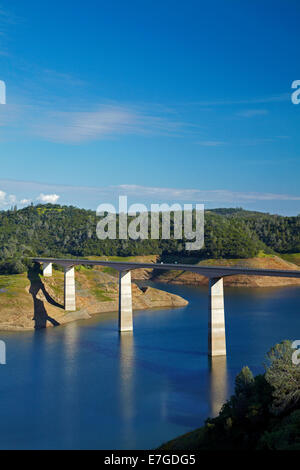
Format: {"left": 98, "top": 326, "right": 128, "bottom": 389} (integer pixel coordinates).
{"left": 280, "top": 253, "right": 300, "bottom": 267}
{"left": 161, "top": 340, "right": 300, "bottom": 450}
{"left": 0, "top": 273, "right": 28, "bottom": 294}
{"left": 91, "top": 287, "right": 112, "bottom": 302}
{"left": 0, "top": 273, "right": 29, "bottom": 309}
{"left": 1, "top": 204, "right": 300, "bottom": 274}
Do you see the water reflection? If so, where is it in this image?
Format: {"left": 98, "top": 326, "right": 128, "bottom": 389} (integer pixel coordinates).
{"left": 208, "top": 356, "right": 229, "bottom": 417}
{"left": 119, "top": 332, "right": 135, "bottom": 420}
{"left": 62, "top": 321, "right": 80, "bottom": 380}
{"left": 119, "top": 331, "right": 136, "bottom": 448}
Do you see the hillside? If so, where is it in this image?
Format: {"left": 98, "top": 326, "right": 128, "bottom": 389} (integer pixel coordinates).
{"left": 76, "top": 253, "right": 300, "bottom": 287}
{"left": 153, "top": 254, "right": 300, "bottom": 287}
{"left": 84, "top": 254, "right": 159, "bottom": 280}
{"left": 1, "top": 204, "right": 300, "bottom": 276}
{"left": 0, "top": 265, "right": 188, "bottom": 331}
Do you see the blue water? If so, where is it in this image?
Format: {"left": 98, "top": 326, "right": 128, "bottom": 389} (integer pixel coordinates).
{"left": 0, "top": 282, "right": 300, "bottom": 449}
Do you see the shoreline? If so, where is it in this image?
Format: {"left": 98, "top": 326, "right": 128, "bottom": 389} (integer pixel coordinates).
{"left": 0, "top": 268, "right": 188, "bottom": 332}
{"left": 1, "top": 253, "right": 300, "bottom": 332}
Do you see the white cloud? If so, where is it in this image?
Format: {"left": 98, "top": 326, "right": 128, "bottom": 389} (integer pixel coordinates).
{"left": 0, "top": 189, "right": 6, "bottom": 202}
{"left": 0, "top": 189, "right": 17, "bottom": 207}
{"left": 20, "top": 198, "right": 31, "bottom": 205}
{"left": 37, "top": 193, "right": 60, "bottom": 204}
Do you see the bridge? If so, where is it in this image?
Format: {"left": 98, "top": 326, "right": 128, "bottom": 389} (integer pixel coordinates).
{"left": 32, "top": 257, "right": 300, "bottom": 357}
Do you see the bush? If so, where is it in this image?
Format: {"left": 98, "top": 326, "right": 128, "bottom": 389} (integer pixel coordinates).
{"left": 0, "top": 259, "right": 26, "bottom": 274}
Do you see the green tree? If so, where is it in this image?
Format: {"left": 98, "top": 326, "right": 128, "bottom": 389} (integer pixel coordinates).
{"left": 265, "top": 340, "right": 300, "bottom": 415}
{"left": 235, "top": 366, "right": 254, "bottom": 395}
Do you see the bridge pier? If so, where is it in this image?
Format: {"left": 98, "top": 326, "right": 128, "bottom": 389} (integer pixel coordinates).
{"left": 119, "top": 271, "right": 133, "bottom": 332}
{"left": 64, "top": 266, "right": 76, "bottom": 311}
{"left": 208, "top": 277, "right": 226, "bottom": 357}
{"left": 43, "top": 262, "right": 52, "bottom": 277}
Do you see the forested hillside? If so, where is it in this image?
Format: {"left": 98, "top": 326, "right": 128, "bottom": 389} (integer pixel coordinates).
{"left": 0, "top": 204, "right": 299, "bottom": 274}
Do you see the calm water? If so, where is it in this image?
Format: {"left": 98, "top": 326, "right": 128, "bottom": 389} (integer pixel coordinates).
{"left": 0, "top": 282, "right": 300, "bottom": 449}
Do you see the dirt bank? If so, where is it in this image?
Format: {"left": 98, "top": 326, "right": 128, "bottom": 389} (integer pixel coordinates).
{"left": 0, "top": 266, "right": 188, "bottom": 331}
{"left": 153, "top": 255, "right": 300, "bottom": 287}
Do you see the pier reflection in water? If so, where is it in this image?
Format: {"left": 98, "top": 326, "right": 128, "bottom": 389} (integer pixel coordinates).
{"left": 119, "top": 332, "right": 135, "bottom": 418}
{"left": 209, "top": 356, "right": 229, "bottom": 417}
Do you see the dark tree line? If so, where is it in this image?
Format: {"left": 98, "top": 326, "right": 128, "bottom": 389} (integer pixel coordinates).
{"left": 0, "top": 204, "right": 299, "bottom": 274}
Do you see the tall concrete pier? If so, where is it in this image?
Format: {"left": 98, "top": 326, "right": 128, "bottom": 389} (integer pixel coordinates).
{"left": 64, "top": 266, "right": 76, "bottom": 311}
{"left": 118, "top": 271, "right": 133, "bottom": 332}
{"left": 208, "top": 277, "right": 226, "bottom": 356}
{"left": 43, "top": 262, "right": 53, "bottom": 277}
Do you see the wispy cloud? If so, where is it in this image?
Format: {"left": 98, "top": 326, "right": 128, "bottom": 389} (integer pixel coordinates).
{"left": 113, "top": 185, "right": 300, "bottom": 203}
{"left": 0, "top": 4, "right": 20, "bottom": 54}
{"left": 196, "top": 140, "right": 227, "bottom": 147}
{"left": 194, "top": 135, "right": 287, "bottom": 148}
{"left": 237, "top": 109, "right": 269, "bottom": 118}
{"left": 0, "top": 101, "right": 198, "bottom": 143}
{"left": 1, "top": 180, "right": 300, "bottom": 211}
{"left": 41, "top": 69, "right": 86, "bottom": 88}
{"left": 186, "top": 94, "right": 289, "bottom": 107}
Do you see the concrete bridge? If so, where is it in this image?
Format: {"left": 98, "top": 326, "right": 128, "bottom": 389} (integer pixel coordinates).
{"left": 32, "top": 257, "right": 300, "bottom": 357}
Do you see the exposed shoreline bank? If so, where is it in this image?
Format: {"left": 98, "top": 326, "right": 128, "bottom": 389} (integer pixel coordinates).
{"left": 1, "top": 254, "right": 300, "bottom": 332}
{"left": 0, "top": 266, "right": 188, "bottom": 332}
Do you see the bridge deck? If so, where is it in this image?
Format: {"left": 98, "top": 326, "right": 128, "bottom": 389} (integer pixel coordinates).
{"left": 32, "top": 257, "right": 300, "bottom": 279}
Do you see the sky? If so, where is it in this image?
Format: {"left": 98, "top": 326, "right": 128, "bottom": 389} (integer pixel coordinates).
{"left": 0, "top": 0, "right": 300, "bottom": 214}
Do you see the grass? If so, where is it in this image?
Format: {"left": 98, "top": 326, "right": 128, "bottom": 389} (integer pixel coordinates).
{"left": 0, "top": 273, "right": 28, "bottom": 294}
{"left": 37, "top": 207, "right": 63, "bottom": 215}
{"left": 48, "top": 280, "right": 64, "bottom": 298}
{"left": 0, "top": 273, "right": 29, "bottom": 308}
{"left": 91, "top": 287, "right": 112, "bottom": 301}
{"left": 101, "top": 267, "right": 119, "bottom": 276}
{"left": 280, "top": 253, "right": 300, "bottom": 267}
{"left": 71, "top": 266, "right": 114, "bottom": 300}
{"left": 75, "top": 265, "right": 93, "bottom": 272}
{"left": 257, "top": 250, "right": 275, "bottom": 258}
{"left": 0, "top": 266, "right": 114, "bottom": 314}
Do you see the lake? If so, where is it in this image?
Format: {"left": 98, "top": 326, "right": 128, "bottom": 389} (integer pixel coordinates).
{"left": 0, "top": 281, "right": 299, "bottom": 449}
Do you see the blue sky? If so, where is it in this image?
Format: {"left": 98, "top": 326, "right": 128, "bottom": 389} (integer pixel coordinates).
{"left": 0, "top": 0, "right": 300, "bottom": 214}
